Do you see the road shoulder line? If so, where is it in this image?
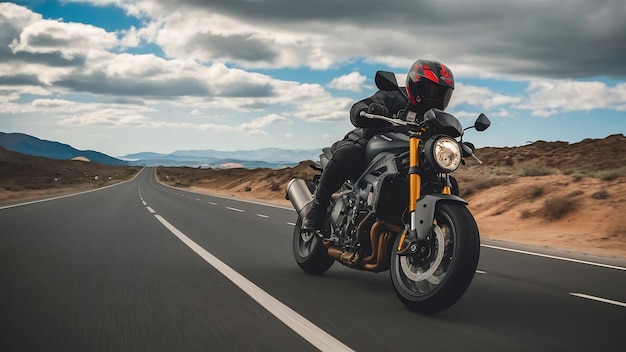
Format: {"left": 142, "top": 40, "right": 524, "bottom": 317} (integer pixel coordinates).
{"left": 153, "top": 214, "right": 354, "bottom": 352}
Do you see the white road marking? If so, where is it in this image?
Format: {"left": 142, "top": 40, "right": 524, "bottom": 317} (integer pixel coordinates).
{"left": 227, "top": 207, "right": 245, "bottom": 212}
{"left": 570, "top": 293, "right": 626, "bottom": 308}
{"left": 481, "top": 244, "right": 626, "bottom": 271}
{"left": 209, "top": 202, "right": 218, "bottom": 206}
{"left": 153, "top": 214, "right": 354, "bottom": 352}
{"left": 146, "top": 207, "right": 156, "bottom": 214}
{"left": 257, "top": 214, "right": 269, "bottom": 218}
{"left": 287, "top": 222, "right": 296, "bottom": 226}
{"left": 475, "top": 270, "right": 487, "bottom": 274}
{"left": 142, "top": 201, "right": 147, "bottom": 206}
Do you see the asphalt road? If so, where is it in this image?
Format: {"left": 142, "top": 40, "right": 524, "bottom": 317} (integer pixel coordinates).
{"left": 1, "top": 167, "right": 624, "bottom": 351}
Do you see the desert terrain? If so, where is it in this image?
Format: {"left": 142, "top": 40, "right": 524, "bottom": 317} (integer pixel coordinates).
{"left": 2, "top": 134, "right": 625, "bottom": 260}
{"left": 0, "top": 147, "right": 141, "bottom": 204}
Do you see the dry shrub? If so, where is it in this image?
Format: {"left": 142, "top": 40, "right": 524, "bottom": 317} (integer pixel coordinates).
{"left": 520, "top": 209, "right": 534, "bottom": 219}
{"left": 270, "top": 182, "right": 282, "bottom": 192}
{"left": 565, "top": 166, "right": 626, "bottom": 181}
{"left": 529, "top": 185, "right": 544, "bottom": 199}
{"left": 519, "top": 161, "right": 555, "bottom": 177}
{"left": 598, "top": 168, "right": 626, "bottom": 181}
{"left": 470, "top": 175, "right": 511, "bottom": 189}
{"left": 566, "top": 190, "right": 584, "bottom": 198}
{"left": 459, "top": 175, "right": 513, "bottom": 197}
{"left": 591, "top": 190, "right": 609, "bottom": 200}
{"left": 543, "top": 196, "right": 576, "bottom": 220}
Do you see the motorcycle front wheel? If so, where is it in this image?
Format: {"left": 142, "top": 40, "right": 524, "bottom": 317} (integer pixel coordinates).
{"left": 390, "top": 201, "right": 480, "bottom": 314}
{"left": 293, "top": 216, "right": 334, "bottom": 275}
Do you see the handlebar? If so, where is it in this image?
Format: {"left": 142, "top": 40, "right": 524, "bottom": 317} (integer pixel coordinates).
{"left": 359, "top": 111, "right": 418, "bottom": 127}
{"left": 360, "top": 111, "right": 485, "bottom": 164}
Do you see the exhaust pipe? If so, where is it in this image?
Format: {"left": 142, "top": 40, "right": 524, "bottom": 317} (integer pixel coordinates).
{"left": 286, "top": 178, "right": 313, "bottom": 217}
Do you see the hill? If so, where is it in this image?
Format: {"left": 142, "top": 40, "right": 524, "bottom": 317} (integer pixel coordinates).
{"left": 120, "top": 148, "right": 320, "bottom": 168}
{"left": 0, "top": 132, "right": 319, "bottom": 168}
{"left": 0, "top": 146, "right": 140, "bottom": 204}
{"left": 0, "top": 132, "right": 128, "bottom": 165}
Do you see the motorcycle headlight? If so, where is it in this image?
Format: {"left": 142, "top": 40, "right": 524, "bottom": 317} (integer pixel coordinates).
{"left": 425, "top": 136, "right": 462, "bottom": 173}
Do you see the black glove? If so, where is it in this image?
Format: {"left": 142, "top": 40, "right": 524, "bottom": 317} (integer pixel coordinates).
{"left": 368, "top": 103, "right": 389, "bottom": 117}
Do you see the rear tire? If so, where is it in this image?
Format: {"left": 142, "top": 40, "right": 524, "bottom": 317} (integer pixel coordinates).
{"left": 293, "top": 216, "right": 334, "bottom": 274}
{"left": 390, "top": 202, "right": 480, "bottom": 314}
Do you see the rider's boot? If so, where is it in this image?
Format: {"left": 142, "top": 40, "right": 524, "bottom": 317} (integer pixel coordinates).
{"left": 301, "top": 194, "right": 328, "bottom": 234}
{"left": 302, "top": 140, "right": 362, "bottom": 237}
{"left": 301, "top": 160, "right": 344, "bottom": 237}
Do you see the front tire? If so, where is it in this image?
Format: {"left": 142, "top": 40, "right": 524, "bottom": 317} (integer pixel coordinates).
{"left": 390, "top": 202, "right": 480, "bottom": 314}
{"left": 293, "top": 216, "right": 334, "bottom": 274}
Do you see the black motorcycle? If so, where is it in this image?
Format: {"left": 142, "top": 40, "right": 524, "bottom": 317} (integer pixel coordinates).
{"left": 286, "top": 71, "right": 490, "bottom": 313}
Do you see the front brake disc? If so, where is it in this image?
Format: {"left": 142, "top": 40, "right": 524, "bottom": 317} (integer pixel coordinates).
{"left": 400, "top": 225, "right": 446, "bottom": 282}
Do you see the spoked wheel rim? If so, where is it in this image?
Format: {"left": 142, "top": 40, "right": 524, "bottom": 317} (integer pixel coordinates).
{"left": 296, "top": 227, "right": 320, "bottom": 258}
{"left": 394, "top": 212, "right": 456, "bottom": 299}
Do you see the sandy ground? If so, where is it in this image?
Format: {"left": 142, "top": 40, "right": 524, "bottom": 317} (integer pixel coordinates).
{"left": 0, "top": 184, "right": 100, "bottom": 206}
{"left": 186, "top": 175, "right": 626, "bottom": 261}
{"left": 466, "top": 175, "right": 626, "bottom": 260}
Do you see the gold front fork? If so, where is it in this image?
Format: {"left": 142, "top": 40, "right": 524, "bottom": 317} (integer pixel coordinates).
{"left": 409, "top": 136, "right": 421, "bottom": 212}
{"left": 398, "top": 135, "right": 421, "bottom": 250}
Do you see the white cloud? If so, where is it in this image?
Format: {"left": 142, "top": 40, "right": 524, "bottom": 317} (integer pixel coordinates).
{"left": 1, "top": 1, "right": 625, "bottom": 154}
{"left": 9, "top": 18, "right": 117, "bottom": 60}
{"left": 59, "top": 108, "right": 151, "bottom": 127}
{"left": 519, "top": 80, "right": 626, "bottom": 116}
{"left": 452, "top": 80, "right": 626, "bottom": 118}
{"left": 0, "top": 3, "right": 356, "bottom": 134}
{"left": 327, "top": 72, "right": 367, "bottom": 92}
{"left": 246, "top": 129, "right": 267, "bottom": 137}
{"left": 451, "top": 83, "right": 522, "bottom": 111}
{"left": 239, "top": 114, "right": 287, "bottom": 130}
{"left": 0, "top": 2, "right": 41, "bottom": 29}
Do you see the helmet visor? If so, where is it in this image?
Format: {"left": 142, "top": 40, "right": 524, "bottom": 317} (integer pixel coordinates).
{"left": 418, "top": 83, "right": 453, "bottom": 110}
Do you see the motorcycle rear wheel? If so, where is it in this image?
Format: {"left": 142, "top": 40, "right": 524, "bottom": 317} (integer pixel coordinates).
{"left": 293, "top": 216, "right": 334, "bottom": 275}
{"left": 390, "top": 202, "right": 480, "bottom": 314}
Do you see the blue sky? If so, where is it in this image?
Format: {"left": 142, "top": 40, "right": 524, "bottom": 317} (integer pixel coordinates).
{"left": 0, "top": 0, "right": 624, "bottom": 157}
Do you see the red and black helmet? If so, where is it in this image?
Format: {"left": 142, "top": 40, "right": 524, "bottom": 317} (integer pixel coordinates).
{"left": 405, "top": 60, "right": 454, "bottom": 110}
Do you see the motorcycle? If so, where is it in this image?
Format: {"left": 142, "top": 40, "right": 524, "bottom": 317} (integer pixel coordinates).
{"left": 286, "top": 70, "right": 490, "bottom": 314}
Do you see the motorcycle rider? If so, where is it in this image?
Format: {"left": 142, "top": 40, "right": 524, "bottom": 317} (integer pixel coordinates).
{"left": 302, "top": 59, "right": 455, "bottom": 234}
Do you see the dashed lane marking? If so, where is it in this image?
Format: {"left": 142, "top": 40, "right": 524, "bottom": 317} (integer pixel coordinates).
{"left": 570, "top": 293, "right": 626, "bottom": 308}
{"left": 227, "top": 207, "right": 245, "bottom": 213}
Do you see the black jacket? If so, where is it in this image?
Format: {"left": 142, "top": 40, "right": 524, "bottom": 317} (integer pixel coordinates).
{"left": 345, "top": 90, "right": 409, "bottom": 143}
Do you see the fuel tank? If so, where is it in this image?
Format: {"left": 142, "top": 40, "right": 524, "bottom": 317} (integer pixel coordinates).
{"left": 365, "top": 132, "right": 410, "bottom": 164}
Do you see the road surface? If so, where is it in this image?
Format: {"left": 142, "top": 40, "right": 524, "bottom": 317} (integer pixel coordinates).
{"left": 1, "top": 168, "right": 624, "bottom": 351}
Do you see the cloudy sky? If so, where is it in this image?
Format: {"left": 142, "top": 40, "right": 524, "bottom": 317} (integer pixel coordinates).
{"left": 1, "top": 0, "right": 624, "bottom": 157}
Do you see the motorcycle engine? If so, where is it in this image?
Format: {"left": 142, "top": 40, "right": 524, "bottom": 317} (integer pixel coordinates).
{"left": 329, "top": 191, "right": 362, "bottom": 248}
{"left": 330, "top": 193, "right": 349, "bottom": 229}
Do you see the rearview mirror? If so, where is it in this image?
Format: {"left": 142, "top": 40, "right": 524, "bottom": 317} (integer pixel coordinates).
{"left": 474, "top": 113, "right": 490, "bottom": 131}
{"left": 375, "top": 71, "right": 400, "bottom": 91}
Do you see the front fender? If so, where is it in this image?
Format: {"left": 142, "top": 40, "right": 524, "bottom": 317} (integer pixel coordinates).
{"left": 414, "top": 194, "right": 467, "bottom": 240}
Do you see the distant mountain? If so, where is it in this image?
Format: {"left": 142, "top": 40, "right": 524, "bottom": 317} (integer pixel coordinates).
{"left": 170, "top": 148, "right": 320, "bottom": 163}
{"left": 0, "top": 132, "right": 128, "bottom": 166}
{"left": 0, "top": 132, "right": 321, "bottom": 169}
{"left": 120, "top": 148, "right": 321, "bottom": 169}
